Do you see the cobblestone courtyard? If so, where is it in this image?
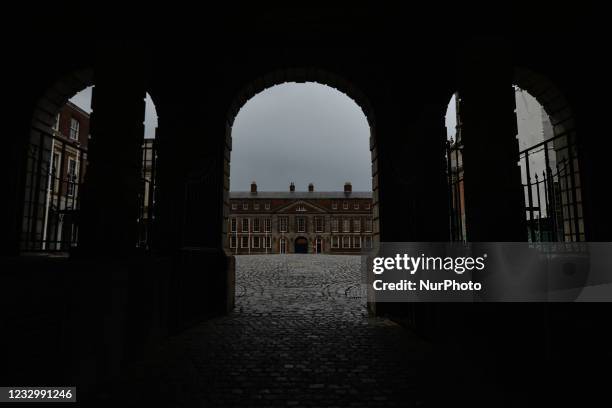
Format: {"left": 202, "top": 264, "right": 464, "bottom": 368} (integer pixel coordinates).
{"left": 101, "top": 255, "right": 437, "bottom": 407}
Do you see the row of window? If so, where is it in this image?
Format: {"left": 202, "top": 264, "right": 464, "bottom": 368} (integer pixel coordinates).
{"left": 230, "top": 217, "right": 373, "bottom": 233}
{"left": 229, "top": 235, "right": 373, "bottom": 249}
{"left": 230, "top": 201, "right": 371, "bottom": 211}
{"left": 54, "top": 114, "right": 81, "bottom": 141}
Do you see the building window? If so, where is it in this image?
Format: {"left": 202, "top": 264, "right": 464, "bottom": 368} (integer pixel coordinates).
{"left": 265, "top": 202, "right": 270, "bottom": 210}
{"left": 343, "top": 218, "right": 350, "bottom": 232}
{"left": 231, "top": 203, "right": 238, "bottom": 210}
{"left": 365, "top": 202, "right": 371, "bottom": 210}
{"left": 230, "top": 218, "right": 237, "bottom": 233}
{"left": 252, "top": 236, "right": 260, "bottom": 248}
{"left": 332, "top": 202, "right": 338, "bottom": 210}
{"left": 230, "top": 235, "right": 237, "bottom": 248}
{"left": 52, "top": 152, "right": 60, "bottom": 192}
{"left": 241, "top": 236, "right": 249, "bottom": 248}
{"left": 66, "top": 158, "right": 78, "bottom": 197}
{"left": 264, "top": 236, "right": 272, "bottom": 249}
{"left": 342, "top": 236, "right": 351, "bottom": 248}
{"left": 315, "top": 217, "right": 324, "bottom": 232}
{"left": 365, "top": 218, "right": 373, "bottom": 232}
{"left": 242, "top": 218, "right": 249, "bottom": 233}
{"left": 242, "top": 202, "right": 248, "bottom": 210}
{"left": 354, "top": 203, "right": 359, "bottom": 210}
{"left": 353, "top": 236, "right": 362, "bottom": 248}
{"left": 254, "top": 203, "right": 260, "bottom": 210}
{"left": 53, "top": 113, "right": 60, "bottom": 131}
{"left": 279, "top": 217, "right": 288, "bottom": 232}
{"left": 332, "top": 236, "right": 339, "bottom": 248}
{"left": 343, "top": 201, "right": 349, "bottom": 210}
{"left": 331, "top": 218, "right": 339, "bottom": 232}
{"left": 364, "top": 236, "right": 373, "bottom": 249}
{"left": 253, "top": 218, "right": 260, "bottom": 232}
{"left": 69, "top": 118, "right": 79, "bottom": 140}
{"left": 297, "top": 217, "right": 305, "bottom": 233}
{"left": 264, "top": 218, "right": 271, "bottom": 232}
{"left": 353, "top": 219, "right": 361, "bottom": 233}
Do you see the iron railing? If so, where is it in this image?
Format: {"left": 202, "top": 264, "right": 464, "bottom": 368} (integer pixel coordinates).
{"left": 21, "top": 131, "right": 157, "bottom": 253}
{"left": 447, "top": 132, "right": 584, "bottom": 242}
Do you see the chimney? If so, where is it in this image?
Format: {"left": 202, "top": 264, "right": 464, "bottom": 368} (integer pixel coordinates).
{"left": 308, "top": 183, "right": 314, "bottom": 192}
{"left": 290, "top": 182, "right": 295, "bottom": 192}
{"left": 344, "top": 182, "right": 352, "bottom": 193}
{"left": 250, "top": 181, "right": 257, "bottom": 193}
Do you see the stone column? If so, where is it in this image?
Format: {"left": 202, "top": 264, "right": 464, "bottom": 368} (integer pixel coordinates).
{"left": 78, "top": 45, "right": 146, "bottom": 255}
{"left": 458, "top": 40, "right": 526, "bottom": 242}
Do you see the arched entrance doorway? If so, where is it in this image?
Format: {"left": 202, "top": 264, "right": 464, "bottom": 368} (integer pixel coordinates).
{"left": 294, "top": 237, "right": 308, "bottom": 253}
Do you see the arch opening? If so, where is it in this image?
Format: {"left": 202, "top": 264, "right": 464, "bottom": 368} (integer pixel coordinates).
{"left": 20, "top": 72, "right": 159, "bottom": 254}
{"left": 444, "top": 68, "right": 583, "bottom": 242}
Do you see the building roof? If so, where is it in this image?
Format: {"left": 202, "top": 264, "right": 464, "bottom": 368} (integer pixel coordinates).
{"left": 229, "top": 191, "right": 372, "bottom": 199}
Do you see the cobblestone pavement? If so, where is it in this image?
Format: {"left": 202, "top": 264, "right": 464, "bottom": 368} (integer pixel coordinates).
{"left": 102, "top": 255, "right": 434, "bottom": 407}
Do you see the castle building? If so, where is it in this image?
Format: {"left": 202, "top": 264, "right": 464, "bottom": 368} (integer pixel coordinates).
{"left": 225, "top": 182, "right": 374, "bottom": 254}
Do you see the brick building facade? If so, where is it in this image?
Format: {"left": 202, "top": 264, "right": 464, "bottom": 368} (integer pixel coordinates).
{"left": 226, "top": 182, "right": 373, "bottom": 254}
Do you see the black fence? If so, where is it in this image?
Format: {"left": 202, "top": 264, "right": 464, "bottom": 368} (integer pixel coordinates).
{"left": 446, "top": 132, "right": 584, "bottom": 243}
{"left": 21, "top": 132, "right": 157, "bottom": 253}
{"left": 519, "top": 132, "right": 584, "bottom": 242}
{"left": 21, "top": 132, "right": 87, "bottom": 252}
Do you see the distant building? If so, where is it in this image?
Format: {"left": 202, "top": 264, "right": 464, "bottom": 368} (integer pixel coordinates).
{"left": 226, "top": 182, "right": 374, "bottom": 254}
{"left": 42, "top": 101, "right": 90, "bottom": 250}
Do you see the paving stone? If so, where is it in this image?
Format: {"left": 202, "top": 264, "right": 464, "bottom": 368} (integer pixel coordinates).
{"left": 96, "top": 255, "right": 429, "bottom": 407}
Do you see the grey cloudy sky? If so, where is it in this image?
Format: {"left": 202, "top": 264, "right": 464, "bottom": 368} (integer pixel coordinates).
{"left": 230, "top": 83, "right": 372, "bottom": 192}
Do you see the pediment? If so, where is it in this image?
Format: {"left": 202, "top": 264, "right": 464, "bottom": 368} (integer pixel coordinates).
{"left": 275, "top": 200, "right": 327, "bottom": 214}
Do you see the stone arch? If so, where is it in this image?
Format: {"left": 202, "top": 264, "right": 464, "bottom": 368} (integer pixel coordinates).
{"left": 22, "top": 69, "right": 95, "bottom": 251}
{"left": 223, "top": 67, "right": 380, "bottom": 247}
{"left": 21, "top": 67, "right": 162, "bottom": 252}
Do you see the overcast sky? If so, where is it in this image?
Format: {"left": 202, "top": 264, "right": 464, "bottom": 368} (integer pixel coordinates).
{"left": 230, "top": 83, "right": 372, "bottom": 192}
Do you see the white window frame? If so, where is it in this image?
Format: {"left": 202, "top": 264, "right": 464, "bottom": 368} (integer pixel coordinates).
{"left": 242, "top": 202, "right": 248, "bottom": 210}
{"left": 331, "top": 218, "right": 339, "bottom": 232}
{"left": 332, "top": 202, "right": 338, "bottom": 210}
{"left": 331, "top": 236, "right": 340, "bottom": 248}
{"left": 264, "top": 218, "right": 271, "bottom": 233}
{"left": 343, "top": 201, "right": 349, "bottom": 210}
{"left": 53, "top": 113, "right": 60, "bottom": 131}
{"left": 279, "top": 217, "right": 288, "bottom": 233}
{"left": 343, "top": 218, "right": 350, "bottom": 232}
{"left": 353, "top": 236, "right": 362, "bottom": 248}
{"left": 315, "top": 217, "right": 324, "bottom": 233}
{"left": 342, "top": 236, "right": 351, "bottom": 248}
{"left": 252, "top": 236, "right": 260, "bottom": 248}
{"left": 241, "top": 236, "right": 249, "bottom": 248}
{"left": 265, "top": 202, "right": 270, "bottom": 210}
{"left": 66, "top": 157, "right": 78, "bottom": 197}
{"left": 354, "top": 219, "right": 361, "bottom": 233}
{"left": 254, "top": 203, "right": 260, "bottom": 210}
{"left": 297, "top": 217, "right": 305, "bottom": 233}
{"left": 230, "top": 218, "right": 237, "bottom": 233}
{"left": 229, "top": 235, "right": 237, "bottom": 248}
{"left": 242, "top": 218, "right": 249, "bottom": 233}
{"left": 253, "top": 218, "right": 260, "bottom": 233}
{"left": 264, "top": 236, "right": 272, "bottom": 249}
{"left": 69, "top": 118, "right": 79, "bottom": 140}
{"left": 231, "top": 203, "right": 238, "bottom": 210}
{"left": 354, "top": 203, "right": 359, "bottom": 209}
{"left": 365, "top": 218, "right": 373, "bottom": 232}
